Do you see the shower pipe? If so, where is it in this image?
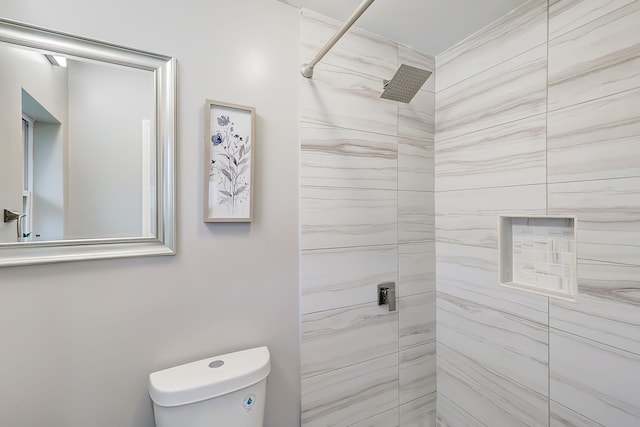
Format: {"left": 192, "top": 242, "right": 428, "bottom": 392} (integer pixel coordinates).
{"left": 300, "top": 0, "right": 375, "bottom": 78}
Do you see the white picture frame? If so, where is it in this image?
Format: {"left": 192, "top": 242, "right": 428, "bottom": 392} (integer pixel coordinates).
{"left": 204, "top": 100, "right": 255, "bottom": 222}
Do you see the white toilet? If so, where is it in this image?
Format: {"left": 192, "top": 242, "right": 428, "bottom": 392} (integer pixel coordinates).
{"left": 148, "top": 346, "right": 270, "bottom": 427}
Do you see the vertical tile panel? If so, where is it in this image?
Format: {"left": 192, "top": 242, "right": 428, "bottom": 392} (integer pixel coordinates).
{"left": 547, "top": 88, "right": 640, "bottom": 183}
{"left": 398, "top": 137, "right": 434, "bottom": 192}
{"left": 550, "top": 329, "right": 640, "bottom": 426}
{"left": 436, "top": 242, "right": 549, "bottom": 324}
{"left": 548, "top": 1, "right": 640, "bottom": 111}
{"left": 398, "top": 191, "right": 434, "bottom": 243}
{"left": 399, "top": 292, "right": 436, "bottom": 351}
{"left": 437, "top": 343, "right": 549, "bottom": 426}
{"left": 436, "top": 0, "right": 547, "bottom": 92}
{"left": 548, "top": 0, "right": 637, "bottom": 40}
{"left": 398, "top": 90, "right": 435, "bottom": 140}
{"left": 436, "top": 394, "right": 486, "bottom": 427}
{"left": 399, "top": 241, "right": 435, "bottom": 298}
{"left": 351, "top": 408, "right": 399, "bottom": 427}
{"left": 300, "top": 62, "right": 398, "bottom": 136}
{"left": 301, "top": 245, "right": 398, "bottom": 315}
{"left": 436, "top": 44, "right": 547, "bottom": 142}
{"left": 301, "top": 302, "right": 398, "bottom": 378}
{"left": 435, "top": 184, "right": 547, "bottom": 249}
{"left": 550, "top": 291, "right": 640, "bottom": 357}
{"left": 437, "top": 293, "right": 549, "bottom": 396}
{"left": 400, "top": 392, "right": 437, "bottom": 427}
{"left": 550, "top": 401, "right": 604, "bottom": 427}
{"left": 399, "top": 342, "right": 436, "bottom": 405}
{"left": 300, "top": 186, "right": 397, "bottom": 250}
{"left": 300, "top": 123, "right": 398, "bottom": 190}
{"left": 435, "top": 114, "right": 547, "bottom": 191}
{"left": 301, "top": 354, "right": 399, "bottom": 427}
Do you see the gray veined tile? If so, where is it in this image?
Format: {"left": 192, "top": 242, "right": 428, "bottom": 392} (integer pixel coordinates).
{"left": 398, "top": 137, "right": 434, "bottom": 192}
{"left": 301, "top": 301, "right": 398, "bottom": 378}
{"left": 399, "top": 392, "right": 437, "bottom": 427}
{"left": 437, "top": 342, "right": 549, "bottom": 427}
{"left": 550, "top": 259, "right": 640, "bottom": 355}
{"left": 437, "top": 292, "right": 549, "bottom": 397}
{"left": 301, "top": 9, "right": 398, "bottom": 79}
{"left": 398, "top": 89, "right": 435, "bottom": 140}
{"left": 300, "top": 186, "right": 397, "bottom": 250}
{"left": 398, "top": 44, "right": 435, "bottom": 93}
{"left": 548, "top": 176, "right": 640, "bottom": 268}
{"left": 435, "top": 44, "right": 547, "bottom": 142}
{"left": 399, "top": 342, "right": 436, "bottom": 405}
{"left": 399, "top": 241, "right": 435, "bottom": 298}
{"left": 300, "top": 62, "right": 398, "bottom": 136}
{"left": 301, "top": 245, "right": 398, "bottom": 315}
{"left": 436, "top": 242, "right": 549, "bottom": 325}
{"left": 547, "top": 87, "right": 640, "bottom": 183}
{"left": 398, "top": 191, "right": 434, "bottom": 243}
{"left": 435, "top": 113, "right": 546, "bottom": 191}
{"left": 550, "top": 400, "right": 604, "bottom": 427}
{"left": 301, "top": 354, "right": 399, "bottom": 427}
{"left": 436, "top": 394, "right": 486, "bottom": 427}
{"left": 351, "top": 408, "right": 399, "bottom": 427}
{"left": 399, "top": 292, "right": 436, "bottom": 351}
{"left": 548, "top": 0, "right": 640, "bottom": 111}
{"left": 436, "top": 0, "right": 547, "bottom": 92}
{"left": 549, "top": 329, "right": 640, "bottom": 426}
{"left": 548, "top": 0, "right": 637, "bottom": 40}
{"left": 300, "top": 122, "right": 398, "bottom": 190}
{"left": 435, "top": 184, "right": 546, "bottom": 249}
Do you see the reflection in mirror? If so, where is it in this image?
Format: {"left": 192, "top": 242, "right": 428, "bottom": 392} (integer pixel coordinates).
{"left": 0, "top": 18, "right": 175, "bottom": 266}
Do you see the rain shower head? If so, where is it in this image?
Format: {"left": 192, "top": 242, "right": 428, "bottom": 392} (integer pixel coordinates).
{"left": 380, "top": 64, "right": 432, "bottom": 103}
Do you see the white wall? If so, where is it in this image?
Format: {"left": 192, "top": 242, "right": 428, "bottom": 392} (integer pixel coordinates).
{"left": 65, "top": 60, "right": 152, "bottom": 239}
{"left": 33, "top": 122, "right": 65, "bottom": 240}
{"left": 0, "top": 1, "right": 300, "bottom": 426}
{"left": 0, "top": 43, "right": 67, "bottom": 243}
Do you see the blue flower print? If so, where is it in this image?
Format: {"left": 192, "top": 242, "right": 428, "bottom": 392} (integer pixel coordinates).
{"left": 217, "top": 115, "right": 230, "bottom": 126}
{"left": 212, "top": 132, "right": 224, "bottom": 146}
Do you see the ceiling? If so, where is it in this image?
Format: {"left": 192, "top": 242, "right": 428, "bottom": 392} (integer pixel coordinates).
{"left": 279, "top": 0, "right": 528, "bottom": 55}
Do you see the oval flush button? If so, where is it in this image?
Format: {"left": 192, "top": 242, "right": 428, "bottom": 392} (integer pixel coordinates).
{"left": 208, "top": 360, "right": 224, "bottom": 368}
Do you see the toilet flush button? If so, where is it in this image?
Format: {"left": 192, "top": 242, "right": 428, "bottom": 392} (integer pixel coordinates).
{"left": 208, "top": 360, "right": 224, "bottom": 368}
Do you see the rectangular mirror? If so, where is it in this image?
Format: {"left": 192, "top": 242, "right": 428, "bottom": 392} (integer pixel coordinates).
{"left": 0, "top": 18, "right": 176, "bottom": 266}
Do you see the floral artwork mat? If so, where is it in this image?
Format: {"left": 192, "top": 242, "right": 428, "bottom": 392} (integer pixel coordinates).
{"left": 204, "top": 100, "right": 255, "bottom": 222}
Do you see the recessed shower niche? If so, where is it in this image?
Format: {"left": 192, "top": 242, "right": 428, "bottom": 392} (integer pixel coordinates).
{"left": 499, "top": 216, "right": 577, "bottom": 301}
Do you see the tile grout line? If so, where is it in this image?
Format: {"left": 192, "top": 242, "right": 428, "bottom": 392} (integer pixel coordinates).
{"left": 545, "top": 4, "right": 551, "bottom": 424}
{"left": 549, "top": 325, "right": 640, "bottom": 358}
{"left": 436, "top": 39, "right": 548, "bottom": 94}
{"left": 300, "top": 119, "right": 434, "bottom": 142}
{"left": 395, "top": 40, "right": 401, "bottom": 424}
{"left": 434, "top": 173, "right": 640, "bottom": 195}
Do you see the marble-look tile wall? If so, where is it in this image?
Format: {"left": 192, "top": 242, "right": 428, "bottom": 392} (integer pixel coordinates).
{"left": 435, "top": 0, "right": 640, "bottom": 425}
{"left": 300, "top": 10, "right": 436, "bottom": 427}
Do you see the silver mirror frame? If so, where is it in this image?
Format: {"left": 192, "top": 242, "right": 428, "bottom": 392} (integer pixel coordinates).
{"left": 0, "top": 18, "right": 176, "bottom": 267}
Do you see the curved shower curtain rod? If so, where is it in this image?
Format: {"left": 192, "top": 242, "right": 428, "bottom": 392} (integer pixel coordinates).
{"left": 300, "top": 0, "right": 375, "bottom": 78}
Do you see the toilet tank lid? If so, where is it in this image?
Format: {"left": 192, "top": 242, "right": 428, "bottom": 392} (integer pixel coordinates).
{"left": 148, "top": 346, "right": 270, "bottom": 407}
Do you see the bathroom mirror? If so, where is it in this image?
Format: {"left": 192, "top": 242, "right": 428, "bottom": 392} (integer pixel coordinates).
{"left": 0, "top": 18, "right": 176, "bottom": 266}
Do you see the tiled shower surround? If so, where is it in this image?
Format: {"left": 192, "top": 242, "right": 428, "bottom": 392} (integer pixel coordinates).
{"left": 435, "top": 0, "right": 640, "bottom": 425}
{"left": 299, "top": 0, "right": 640, "bottom": 425}
{"left": 299, "top": 9, "right": 436, "bottom": 427}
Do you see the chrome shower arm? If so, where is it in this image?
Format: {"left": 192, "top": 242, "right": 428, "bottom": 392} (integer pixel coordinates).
{"left": 301, "top": 0, "right": 375, "bottom": 78}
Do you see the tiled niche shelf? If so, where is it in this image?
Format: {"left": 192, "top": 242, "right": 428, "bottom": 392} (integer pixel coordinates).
{"left": 499, "top": 216, "right": 577, "bottom": 301}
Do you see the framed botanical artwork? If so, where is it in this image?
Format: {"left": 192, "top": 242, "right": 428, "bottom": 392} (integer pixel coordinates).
{"left": 204, "top": 100, "right": 255, "bottom": 222}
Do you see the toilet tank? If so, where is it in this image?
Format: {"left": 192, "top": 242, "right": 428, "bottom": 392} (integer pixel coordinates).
{"left": 148, "top": 346, "right": 270, "bottom": 427}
